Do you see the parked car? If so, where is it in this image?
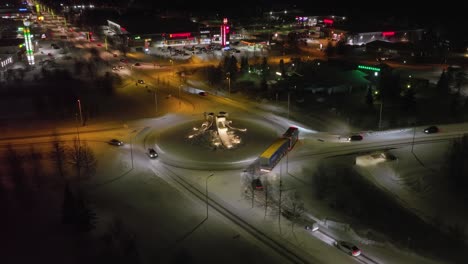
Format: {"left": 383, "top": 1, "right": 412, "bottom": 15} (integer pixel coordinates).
{"left": 109, "top": 139, "right": 123, "bottom": 146}
{"left": 348, "top": 135, "right": 363, "bottom": 141}
{"left": 137, "top": 79, "right": 145, "bottom": 84}
{"left": 148, "top": 148, "right": 158, "bottom": 158}
{"left": 424, "top": 126, "right": 439, "bottom": 134}
{"left": 251, "top": 178, "right": 263, "bottom": 190}
{"left": 335, "top": 241, "right": 361, "bottom": 257}
{"left": 305, "top": 222, "right": 319, "bottom": 232}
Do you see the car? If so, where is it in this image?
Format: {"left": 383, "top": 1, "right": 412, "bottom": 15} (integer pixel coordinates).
{"left": 112, "top": 66, "right": 118, "bottom": 71}
{"left": 120, "top": 58, "right": 128, "bottom": 63}
{"left": 198, "top": 91, "right": 207, "bottom": 96}
{"left": 348, "top": 135, "right": 363, "bottom": 141}
{"left": 252, "top": 178, "right": 263, "bottom": 190}
{"left": 424, "top": 126, "right": 439, "bottom": 134}
{"left": 109, "top": 139, "right": 123, "bottom": 146}
{"left": 113, "top": 53, "right": 118, "bottom": 57}
{"left": 118, "top": 65, "right": 125, "bottom": 70}
{"left": 134, "top": 62, "right": 141, "bottom": 66}
{"left": 148, "top": 148, "right": 158, "bottom": 158}
{"left": 335, "top": 241, "right": 361, "bottom": 257}
{"left": 137, "top": 79, "right": 145, "bottom": 84}
{"left": 305, "top": 222, "right": 319, "bottom": 232}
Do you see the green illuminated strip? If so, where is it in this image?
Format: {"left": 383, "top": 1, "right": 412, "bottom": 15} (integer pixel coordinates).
{"left": 358, "top": 65, "right": 381, "bottom": 72}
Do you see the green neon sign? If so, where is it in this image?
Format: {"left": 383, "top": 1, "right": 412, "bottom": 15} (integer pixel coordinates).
{"left": 358, "top": 65, "right": 381, "bottom": 72}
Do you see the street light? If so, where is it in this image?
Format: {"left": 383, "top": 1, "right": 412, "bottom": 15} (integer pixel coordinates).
{"left": 77, "top": 99, "right": 83, "bottom": 126}
{"left": 206, "top": 173, "right": 214, "bottom": 220}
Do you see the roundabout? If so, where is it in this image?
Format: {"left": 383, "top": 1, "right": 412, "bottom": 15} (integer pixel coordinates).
{"left": 144, "top": 113, "right": 283, "bottom": 170}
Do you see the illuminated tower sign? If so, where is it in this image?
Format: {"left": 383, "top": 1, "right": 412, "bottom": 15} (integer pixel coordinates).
{"left": 220, "top": 18, "right": 230, "bottom": 47}
{"left": 23, "top": 19, "right": 35, "bottom": 65}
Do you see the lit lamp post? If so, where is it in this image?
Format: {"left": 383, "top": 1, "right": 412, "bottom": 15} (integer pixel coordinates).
{"left": 206, "top": 173, "right": 214, "bottom": 220}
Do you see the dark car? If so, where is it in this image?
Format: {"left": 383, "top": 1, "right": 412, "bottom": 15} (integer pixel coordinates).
{"left": 120, "top": 58, "right": 128, "bottom": 63}
{"left": 424, "top": 126, "right": 439, "bottom": 134}
{"left": 134, "top": 62, "right": 141, "bottom": 66}
{"left": 198, "top": 91, "right": 207, "bottom": 96}
{"left": 148, "top": 148, "right": 158, "bottom": 158}
{"left": 335, "top": 241, "right": 361, "bottom": 257}
{"left": 137, "top": 79, "right": 145, "bottom": 84}
{"left": 252, "top": 178, "right": 263, "bottom": 190}
{"left": 348, "top": 135, "right": 363, "bottom": 141}
{"left": 109, "top": 139, "right": 123, "bottom": 146}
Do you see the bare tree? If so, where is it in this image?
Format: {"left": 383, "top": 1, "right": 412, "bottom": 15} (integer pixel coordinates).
{"left": 67, "top": 138, "right": 97, "bottom": 180}
{"left": 81, "top": 141, "right": 97, "bottom": 179}
{"left": 50, "top": 132, "right": 67, "bottom": 180}
{"left": 283, "top": 191, "right": 305, "bottom": 232}
{"left": 68, "top": 137, "right": 83, "bottom": 179}
{"left": 241, "top": 171, "right": 258, "bottom": 208}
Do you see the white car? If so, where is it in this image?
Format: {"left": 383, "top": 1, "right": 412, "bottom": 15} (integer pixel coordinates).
{"left": 305, "top": 222, "right": 319, "bottom": 232}
{"left": 335, "top": 241, "right": 361, "bottom": 257}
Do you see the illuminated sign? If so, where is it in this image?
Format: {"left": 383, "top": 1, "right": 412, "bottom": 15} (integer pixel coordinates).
{"left": 358, "top": 65, "right": 380, "bottom": 72}
{"left": 200, "top": 30, "right": 210, "bottom": 34}
{"left": 19, "top": 8, "right": 27, "bottom": 11}
{"left": 323, "top": 19, "right": 334, "bottom": 24}
{"left": 169, "top": 32, "right": 191, "bottom": 38}
{"left": 382, "top": 31, "right": 395, "bottom": 37}
{"left": 134, "top": 36, "right": 141, "bottom": 40}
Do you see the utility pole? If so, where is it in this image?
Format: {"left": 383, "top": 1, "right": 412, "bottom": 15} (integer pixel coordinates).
{"left": 287, "top": 92, "right": 290, "bottom": 119}
{"left": 378, "top": 101, "right": 383, "bottom": 129}
{"left": 278, "top": 159, "right": 283, "bottom": 234}
{"left": 227, "top": 72, "right": 231, "bottom": 96}
{"left": 153, "top": 88, "right": 157, "bottom": 113}
{"left": 129, "top": 129, "right": 137, "bottom": 170}
{"left": 77, "top": 99, "right": 83, "bottom": 126}
{"left": 411, "top": 124, "right": 416, "bottom": 154}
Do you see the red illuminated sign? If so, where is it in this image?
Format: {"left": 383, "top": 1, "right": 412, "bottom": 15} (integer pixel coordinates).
{"left": 169, "top": 32, "right": 191, "bottom": 38}
{"left": 323, "top": 19, "right": 334, "bottom": 24}
{"left": 382, "top": 31, "right": 395, "bottom": 37}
